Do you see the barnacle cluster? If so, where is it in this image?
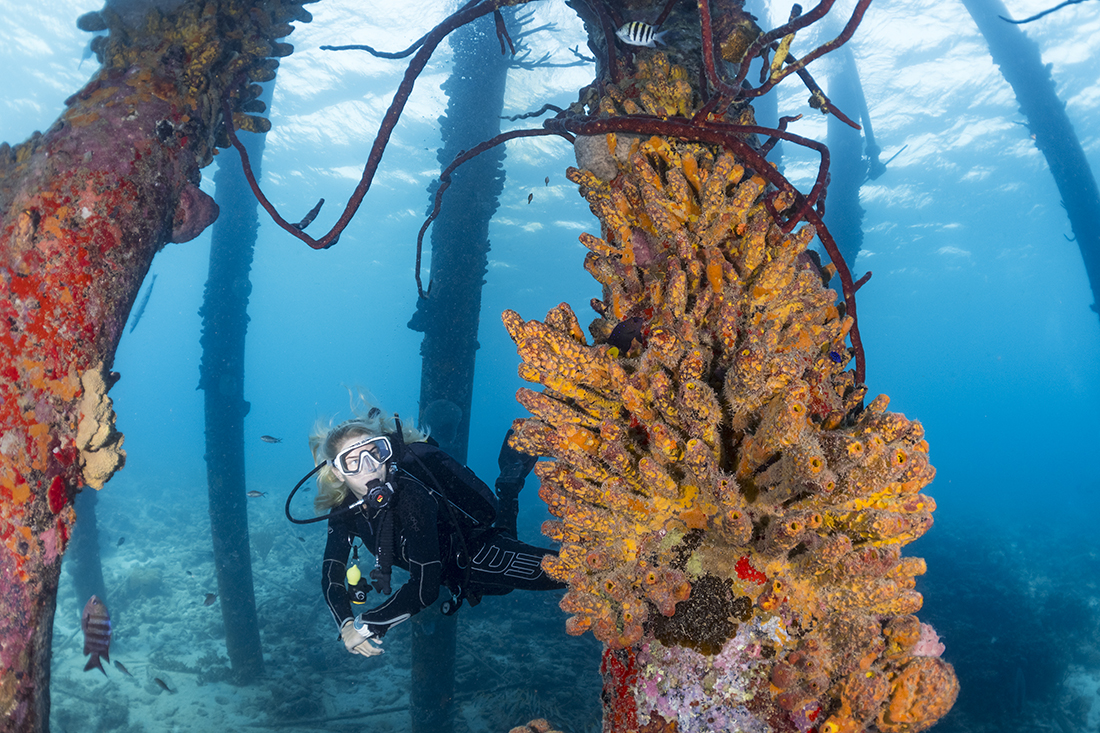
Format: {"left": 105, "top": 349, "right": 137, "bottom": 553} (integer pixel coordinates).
{"left": 67, "top": 0, "right": 311, "bottom": 167}
{"left": 504, "top": 55, "right": 957, "bottom": 733}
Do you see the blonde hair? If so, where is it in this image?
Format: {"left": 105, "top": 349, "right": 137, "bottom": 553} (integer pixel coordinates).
{"left": 310, "top": 392, "right": 429, "bottom": 513}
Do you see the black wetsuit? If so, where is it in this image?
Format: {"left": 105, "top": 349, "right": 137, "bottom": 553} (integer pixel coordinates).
{"left": 321, "top": 441, "right": 563, "bottom": 636}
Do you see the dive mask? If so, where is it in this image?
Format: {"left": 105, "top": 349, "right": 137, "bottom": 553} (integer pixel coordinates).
{"left": 335, "top": 436, "right": 393, "bottom": 475}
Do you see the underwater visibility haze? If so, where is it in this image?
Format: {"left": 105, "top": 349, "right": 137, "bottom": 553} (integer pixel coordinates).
{"left": 0, "top": 0, "right": 1099, "bottom": 731}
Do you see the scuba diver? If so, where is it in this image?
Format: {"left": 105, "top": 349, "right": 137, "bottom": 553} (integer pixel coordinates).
{"left": 306, "top": 405, "right": 563, "bottom": 659}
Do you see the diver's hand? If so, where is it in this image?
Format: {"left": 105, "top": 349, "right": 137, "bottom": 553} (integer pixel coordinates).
{"left": 340, "top": 619, "right": 384, "bottom": 657}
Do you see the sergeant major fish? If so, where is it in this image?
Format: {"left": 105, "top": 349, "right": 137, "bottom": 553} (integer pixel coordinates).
{"left": 81, "top": 595, "right": 112, "bottom": 675}
{"left": 615, "top": 21, "right": 668, "bottom": 48}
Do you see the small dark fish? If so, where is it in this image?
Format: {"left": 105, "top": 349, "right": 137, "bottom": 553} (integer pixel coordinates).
{"left": 615, "top": 21, "right": 668, "bottom": 48}
{"left": 117, "top": 537, "right": 125, "bottom": 547}
{"left": 246, "top": 490, "right": 267, "bottom": 498}
{"left": 544, "top": 176, "right": 549, "bottom": 186}
{"left": 81, "top": 596, "right": 112, "bottom": 675}
{"left": 828, "top": 350, "right": 843, "bottom": 364}
{"left": 260, "top": 435, "right": 282, "bottom": 443}
{"left": 298, "top": 536, "right": 306, "bottom": 542}
{"left": 186, "top": 570, "right": 194, "bottom": 577}
{"left": 114, "top": 660, "right": 132, "bottom": 676}
{"left": 203, "top": 593, "right": 217, "bottom": 606}
{"left": 607, "top": 317, "right": 649, "bottom": 355}
{"left": 527, "top": 193, "right": 533, "bottom": 204}
{"left": 154, "top": 677, "right": 175, "bottom": 694}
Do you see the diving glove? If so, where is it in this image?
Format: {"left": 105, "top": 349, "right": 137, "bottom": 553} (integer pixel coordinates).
{"left": 496, "top": 427, "right": 537, "bottom": 539}
{"left": 340, "top": 619, "right": 384, "bottom": 657}
{"left": 496, "top": 427, "right": 538, "bottom": 484}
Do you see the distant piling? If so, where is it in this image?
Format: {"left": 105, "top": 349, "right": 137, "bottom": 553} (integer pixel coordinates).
{"left": 408, "top": 10, "right": 513, "bottom": 733}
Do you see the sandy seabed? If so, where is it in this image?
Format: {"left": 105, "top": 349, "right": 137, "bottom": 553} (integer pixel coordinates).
{"left": 50, "top": 475, "right": 602, "bottom": 733}
{"left": 48, "top": 478, "right": 1100, "bottom": 733}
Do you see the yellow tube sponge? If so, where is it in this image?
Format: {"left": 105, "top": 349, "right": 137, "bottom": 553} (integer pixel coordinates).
{"left": 503, "top": 56, "right": 956, "bottom": 731}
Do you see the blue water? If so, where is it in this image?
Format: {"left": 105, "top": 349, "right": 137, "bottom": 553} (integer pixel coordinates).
{"left": 3, "top": 0, "right": 1100, "bottom": 731}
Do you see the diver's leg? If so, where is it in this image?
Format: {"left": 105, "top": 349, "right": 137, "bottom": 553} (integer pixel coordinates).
{"left": 466, "top": 531, "right": 566, "bottom": 593}
{"left": 494, "top": 427, "right": 538, "bottom": 539}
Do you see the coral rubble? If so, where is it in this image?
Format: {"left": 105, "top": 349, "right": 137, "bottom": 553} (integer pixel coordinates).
{"left": 504, "top": 52, "right": 957, "bottom": 733}
{"left": 0, "top": 0, "right": 309, "bottom": 727}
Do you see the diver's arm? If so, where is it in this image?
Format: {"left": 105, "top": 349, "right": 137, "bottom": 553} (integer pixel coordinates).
{"left": 322, "top": 517, "right": 355, "bottom": 629}
{"left": 357, "top": 486, "right": 441, "bottom": 635}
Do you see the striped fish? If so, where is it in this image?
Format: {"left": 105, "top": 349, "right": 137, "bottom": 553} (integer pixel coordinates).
{"left": 615, "top": 21, "right": 668, "bottom": 48}
{"left": 81, "top": 595, "right": 112, "bottom": 675}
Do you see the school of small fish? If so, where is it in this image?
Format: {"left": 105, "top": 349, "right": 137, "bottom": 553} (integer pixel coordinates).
{"left": 80, "top": 598, "right": 182, "bottom": 693}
